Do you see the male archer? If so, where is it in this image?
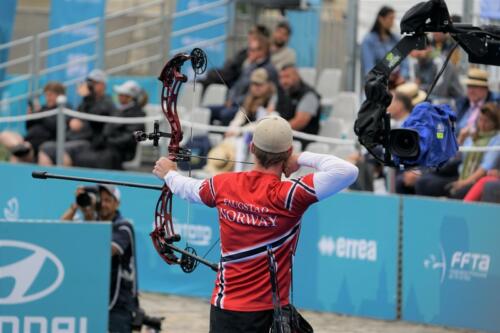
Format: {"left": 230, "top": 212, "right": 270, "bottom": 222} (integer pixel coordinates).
{"left": 153, "top": 116, "right": 358, "bottom": 332}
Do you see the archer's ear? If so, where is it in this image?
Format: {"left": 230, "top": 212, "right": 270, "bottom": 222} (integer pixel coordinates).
{"left": 287, "top": 146, "right": 293, "bottom": 156}
{"left": 250, "top": 142, "right": 255, "bottom": 154}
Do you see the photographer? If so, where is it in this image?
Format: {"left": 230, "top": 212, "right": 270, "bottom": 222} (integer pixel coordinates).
{"left": 61, "top": 185, "right": 137, "bottom": 333}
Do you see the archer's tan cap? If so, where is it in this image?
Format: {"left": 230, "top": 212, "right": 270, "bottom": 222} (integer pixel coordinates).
{"left": 465, "top": 68, "right": 489, "bottom": 87}
{"left": 253, "top": 116, "right": 293, "bottom": 153}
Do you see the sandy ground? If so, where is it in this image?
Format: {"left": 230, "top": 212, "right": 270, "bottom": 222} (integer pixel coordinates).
{"left": 139, "top": 292, "right": 482, "bottom": 333}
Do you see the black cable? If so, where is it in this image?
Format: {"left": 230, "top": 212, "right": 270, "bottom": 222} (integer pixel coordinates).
{"left": 425, "top": 42, "right": 459, "bottom": 100}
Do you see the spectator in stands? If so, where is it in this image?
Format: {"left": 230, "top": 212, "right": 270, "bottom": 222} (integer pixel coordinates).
{"left": 272, "top": 64, "right": 320, "bottom": 149}
{"left": 226, "top": 68, "right": 277, "bottom": 136}
{"left": 199, "top": 25, "right": 270, "bottom": 95}
{"left": 38, "top": 69, "right": 115, "bottom": 166}
{"left": 0, "top": 82, "right": 69, "bottom": 163}
{"left": 0, "top": 131, "right": 33, "bottom": 163}
{"left": 71, "top": 80, "right": 146, "bottom": 170}
{"left": 61, "top": 185, "right": 137, "bottom": 333}
{"left": 361, "top": 6, "right": 409, "bottom": 82}
{"left": 410, "top": 46, "right": 437, "bottom": 91}
{"left": 464, "top": 165, "right": 499, "bottom": 203}
{"left": 415, "top": 102, "right": 499, "bottom": 198}
{"left": 387, "top": 89, "right": 414, "bottom": 129}
{"left": 25, "top": 82, "right": 68, "bottom": 154}
{"left": 390, "top": 83, "right": 427, "bottom": 194}
{"left": 270, "top": 21, "right": 296, "bottom": 71}
{"left": 455, "top": 68, "right": 499, "bottom": 134}
{"left": 429, "top": 27, "right": 464, "bottom": 100}
{"left": 210, "top": 34, "right": 278, "bottom": 125}
{"left": 72, "top": 69, "right": 115, "bottom": 141}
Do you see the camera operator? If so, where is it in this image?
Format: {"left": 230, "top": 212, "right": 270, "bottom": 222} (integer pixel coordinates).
{"left": 61, "top": 185, "right": 137, "bottom": 333}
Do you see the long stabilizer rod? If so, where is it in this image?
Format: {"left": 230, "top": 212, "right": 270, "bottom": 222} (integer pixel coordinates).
{"left": 32, "top": 171, "right": 163, "bottom": 191}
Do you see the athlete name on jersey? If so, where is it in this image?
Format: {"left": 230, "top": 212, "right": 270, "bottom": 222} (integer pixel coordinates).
{"left": 219, "top": 199, "right": 278, "bottom": 227}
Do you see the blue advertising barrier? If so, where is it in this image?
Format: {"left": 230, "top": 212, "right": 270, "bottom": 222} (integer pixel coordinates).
{"left": 0, "top": 221, "right": 110, "bottom": 333}
{"left": 294, "top": 192, "right": 399, "bottom": 319}
{"left": 402, "top": 197, "right": 500, "bottom": 333}
{"left": 0, "top": 162, "right": 220, "bottom": 298}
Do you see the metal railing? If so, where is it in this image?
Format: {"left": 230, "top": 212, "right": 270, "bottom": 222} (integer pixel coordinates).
{"left": 0, "top": 0, "right": 230, "bottom": 118}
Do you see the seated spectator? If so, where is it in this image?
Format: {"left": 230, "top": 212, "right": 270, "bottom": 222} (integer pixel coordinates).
{"left": 226, "top": 68, "right": 277, "bottom": 137}
{"left": 38, "top": 69, "right": 115, "bottom": 166}
{"left": 25, "top": 82, "right": 68, "bottom": 153}
{"left": 0, "top": 131, "right": 33, "bottom": 163}
{"left": 0, "top": 82, "right": 69, "bottom": 162}
{"left": 271, "top": 64, "right": 320, "bottom": 149}
{"left": 410, "top": 46, "right": 437, "bottom": 91}
{"left": 455, "top": 68, "right": 499, "bottom": 134}
{"left": 72, "top": 69, "right": 115, "bottom": 141}
{"left": 270, "top": 21, "right": 296, "bottom": 71}
{"left": 210, "top": 34, "right": 278, "bottom": 126}
{"left": 429, "top": 29, "right": 464, "bottom": 100}
{"left": 390, "top": 83, "right": 427, "bottom": 194}
{"left": 199, "top": 25, "right": 270, "bottom": 95}
{"left": 415, "top": 102, "right": 499, "bottom": 198}
{"left": 71, "top": 80, "right": 146, "bottom": 170}
{"left": 464, "top": 168, "right": 499, "bottom": 203}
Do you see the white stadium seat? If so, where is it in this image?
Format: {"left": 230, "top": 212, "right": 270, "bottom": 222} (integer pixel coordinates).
{"left": 298, "top": 67, "right": 317, "bottom": 87}
{"left": 316, "top": 68, "right": 342, "bottom": 104}
{"left": 202, "top": 84, "right": 227, "bottom": 106}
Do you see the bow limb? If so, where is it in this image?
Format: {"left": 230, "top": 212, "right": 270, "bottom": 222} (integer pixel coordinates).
{"left": 150, "top": 49, "right": 219, "bottom": 273}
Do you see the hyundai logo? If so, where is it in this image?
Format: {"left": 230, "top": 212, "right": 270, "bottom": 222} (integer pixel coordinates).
{"left": 0, "top": 240, "right": 65, "bottom": 304}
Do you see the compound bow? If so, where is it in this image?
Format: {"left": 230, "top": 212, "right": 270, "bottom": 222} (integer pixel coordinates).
{"left": 136, "top": 48, "right": 219, "bottom": 273}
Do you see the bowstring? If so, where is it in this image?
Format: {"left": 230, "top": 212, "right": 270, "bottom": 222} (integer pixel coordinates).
{"left": 184, "top": 67, "right": 197, "bottom": 252}
{"left": 206, "top": 57, "right": 253, "bottom": 125}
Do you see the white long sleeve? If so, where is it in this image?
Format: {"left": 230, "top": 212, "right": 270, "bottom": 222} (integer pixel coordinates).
{"left": 163, "top": 171, "right": 204, "bottom": 204}
{"left": 298, "top": 151, "right": 359, "bottom": 200}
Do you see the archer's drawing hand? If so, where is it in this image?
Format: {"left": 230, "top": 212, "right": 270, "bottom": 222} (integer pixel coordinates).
{"left": 153, "top": 157, "right": 177, "bottom": 179}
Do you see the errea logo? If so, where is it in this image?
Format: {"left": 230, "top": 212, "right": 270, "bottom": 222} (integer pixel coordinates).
{"left": 0, "top": 240, "right": 65, "bottom": 304}
{"left": 318, "top": 236, "right": 377, "bottom": 262}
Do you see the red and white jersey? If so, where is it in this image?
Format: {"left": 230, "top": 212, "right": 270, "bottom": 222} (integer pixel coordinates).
{"left": 199, "top": 170, "right": 318, "bottom": 312}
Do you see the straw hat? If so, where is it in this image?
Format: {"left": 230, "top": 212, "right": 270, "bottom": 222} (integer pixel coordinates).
{"left": 203, "top": 141, "right": 235, "bottom": 174}
{"left": 395, "top": 82, "right": 427, "bottom": 106}
{"left": 253, "top": 116, "right": 293, "bottom": 153}
{"left": 464, "top": 68, "right": 489, "bottom": 87}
